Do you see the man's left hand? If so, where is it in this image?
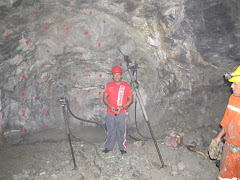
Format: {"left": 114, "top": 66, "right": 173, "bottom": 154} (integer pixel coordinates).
{"left": 116, "top": 107, "right": 123, "bottom": 115}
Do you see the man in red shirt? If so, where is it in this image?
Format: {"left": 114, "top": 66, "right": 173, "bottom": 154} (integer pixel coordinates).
{"left": 102, "top": 66, "right": 133, "bottom": 154}
{"left": 213, "top": 66, "right": 240, "bottom": 179}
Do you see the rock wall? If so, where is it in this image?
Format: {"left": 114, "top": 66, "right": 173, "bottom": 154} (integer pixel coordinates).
{"left": 0, "top": 0, "right": 239, "bottom": 145}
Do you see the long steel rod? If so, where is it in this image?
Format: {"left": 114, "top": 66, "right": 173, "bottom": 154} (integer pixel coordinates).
{"left": 60, "top": 98, "right": 77, "bottom": 169}
{"left": 126, "top": 64, "right": 165, "bottom": 168}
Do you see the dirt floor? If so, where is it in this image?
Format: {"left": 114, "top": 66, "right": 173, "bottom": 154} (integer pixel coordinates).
{"left": 0, "top": 127, "right": 219, "bottom": 180}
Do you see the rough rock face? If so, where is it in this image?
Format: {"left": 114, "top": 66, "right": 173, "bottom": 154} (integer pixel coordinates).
{"left": 0, "top": 0, "right": 239, "bottom": 147}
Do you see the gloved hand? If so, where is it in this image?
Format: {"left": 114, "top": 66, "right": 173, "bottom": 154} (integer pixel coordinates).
{"left": 208, "top": 139, "right": 222, "bottom": 160}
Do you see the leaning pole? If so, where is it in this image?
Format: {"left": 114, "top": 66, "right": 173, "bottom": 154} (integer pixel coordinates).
{"left": 118, "top": 48, "right": 165, "bottom": 168}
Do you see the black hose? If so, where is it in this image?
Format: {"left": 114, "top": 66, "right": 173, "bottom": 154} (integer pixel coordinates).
{"left": 66, "top": 99, "right": 142, "bottom": 141}
{"left": 133, "top": 100, "right": 151, "bottom": 140}
{"left": 131, "top": 63, "right": 152, "bottom": 140}
{"left": 66, "top": 102, "right": 106, "bottom": 132}
{"left": 129, "top": 63, "right": 164, "bottom": 142}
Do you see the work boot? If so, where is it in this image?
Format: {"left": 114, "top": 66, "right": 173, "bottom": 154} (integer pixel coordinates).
{"left": 120, "top": 150, "right": 127, "bottom": 154}
{"left": 102, "top": 148, "right": 110, "bottom": 153}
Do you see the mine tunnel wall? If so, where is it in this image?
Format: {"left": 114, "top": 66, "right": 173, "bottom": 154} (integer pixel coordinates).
{"left": 0, "top": 0, "right": 239, "bottom": 145}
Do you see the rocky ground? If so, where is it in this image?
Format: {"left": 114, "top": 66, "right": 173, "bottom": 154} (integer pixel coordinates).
{"left": 0, "top": 127, "right": 219, "bottom": 180}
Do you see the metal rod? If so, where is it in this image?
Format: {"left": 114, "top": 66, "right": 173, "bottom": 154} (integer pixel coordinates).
{"left": 124, "top": 61, "right": 165, "bottom": 168}
{"left": 146, "top": 120, "right": 165, "bottom": 168}
{"left": 67, "top": 133, "right": 77, "bottom": 168}
{"left": 60, "top": 97, "right": 77, "bottom": 170}
{"left": 118, "top": 49, "right": 165, "bottom": 166}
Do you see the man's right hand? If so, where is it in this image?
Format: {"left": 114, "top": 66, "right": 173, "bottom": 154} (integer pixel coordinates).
{"left": 103, "top": 93, "right": 117, "bottom": 114}
{"left": 109, "top": 105, "right": 117, "bottom": 114}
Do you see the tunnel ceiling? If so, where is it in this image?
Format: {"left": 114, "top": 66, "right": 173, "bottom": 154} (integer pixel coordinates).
{"left": 0, "top": 0, "right": 239, "bottom": 144}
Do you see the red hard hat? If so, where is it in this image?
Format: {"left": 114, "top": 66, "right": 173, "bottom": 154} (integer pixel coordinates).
{"left": 112, "top": 66, "right": 122, "bottom": 74}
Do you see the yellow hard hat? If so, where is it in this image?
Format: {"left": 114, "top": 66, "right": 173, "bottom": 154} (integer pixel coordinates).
{"left": 229, "top": 66, "right": 240, "bottom": 82}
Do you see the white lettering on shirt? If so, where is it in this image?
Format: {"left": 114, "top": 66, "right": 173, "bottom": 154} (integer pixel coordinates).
{"left": 117, "top": 85, "right": 125, "bottom": 106}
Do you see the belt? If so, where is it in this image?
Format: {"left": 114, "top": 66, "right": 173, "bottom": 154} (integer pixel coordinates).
{"left": 225, "top": 141, "right": 237, "bottom": 148}
{"left": 225, "top": 141, "right": 240, "bottom": 154}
